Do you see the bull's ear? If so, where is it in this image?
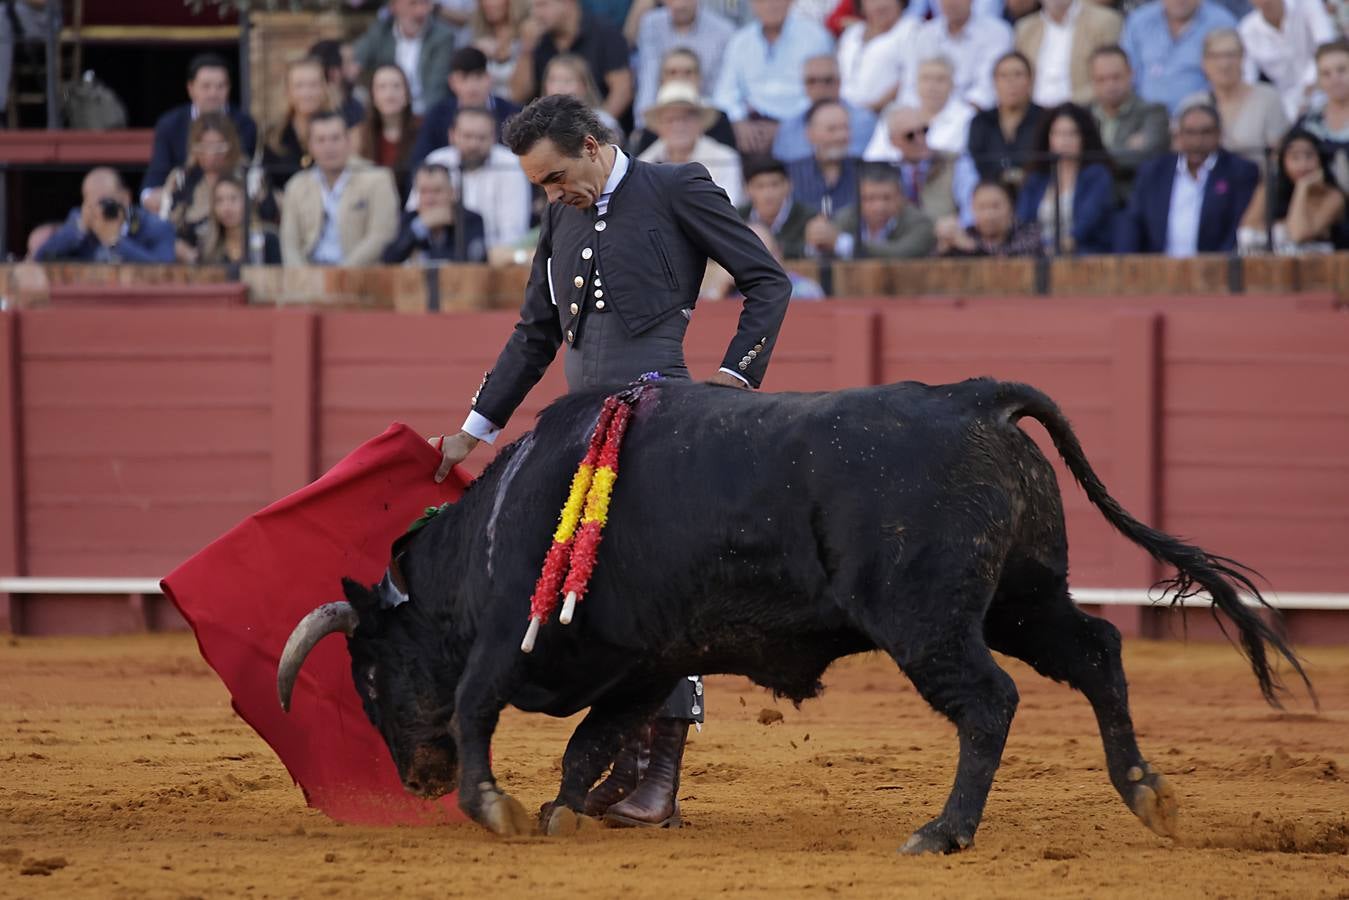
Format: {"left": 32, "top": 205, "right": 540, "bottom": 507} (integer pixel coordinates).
{"left": 341, "top": 577, "right": 378, "bottom": 615}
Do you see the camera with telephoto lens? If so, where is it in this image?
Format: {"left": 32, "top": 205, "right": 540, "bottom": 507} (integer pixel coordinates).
{"left": 97, "top": 197, "right": 125, "bottom": 222}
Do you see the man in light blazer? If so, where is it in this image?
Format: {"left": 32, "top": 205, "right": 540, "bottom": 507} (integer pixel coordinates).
{"left": 280, "top": 111, "right": 401, "bottom": 267}
{"left": 1015, "top": 0, "right": 1123, "bottom": 107}
{"left": 353, "top": 0, "right": 458, "bottom": 115}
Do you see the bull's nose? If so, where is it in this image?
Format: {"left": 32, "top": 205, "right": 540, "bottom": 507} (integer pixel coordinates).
{"left": 406, "top": 778, "right": 423, "bottom": 794}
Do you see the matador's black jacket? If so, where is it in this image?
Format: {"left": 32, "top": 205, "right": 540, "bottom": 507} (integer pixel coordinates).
{"left": 471, "top": 157, "right": 793, "bottom": 428}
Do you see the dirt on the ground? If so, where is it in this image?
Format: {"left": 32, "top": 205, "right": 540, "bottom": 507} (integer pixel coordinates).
{"left": 1, "top": 633, "right": 1346, "bottom": 899}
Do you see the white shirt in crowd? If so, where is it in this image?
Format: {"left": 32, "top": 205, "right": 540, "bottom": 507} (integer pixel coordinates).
{"left": 1032, "top": 1, "right": 1080, "bottom": 108}
{"left": 417, "top": 143, "right": 531, "bottom": 250}
{"left": 311, "top": 168, "right": 352, "bottom": 264}
{"left": 638, "top": 136, "right": 746, "bottom": 207}
{"left": 393, "top": 23, "right": 427, "bottom": 114}
{"left": 903, "top": 14, "right": 1013, "bottom": 110}
{"left": 1166, "top": 153, "right": 1217, "bottom": 258}
{"left": 863, "top": 97, "right": 975, "bottom": 159}
{"left": 837, "top": 16, "right": 919, "bottom": 111}
{"left": 1239, "top": 0, "right": 1338, "bottom": 121}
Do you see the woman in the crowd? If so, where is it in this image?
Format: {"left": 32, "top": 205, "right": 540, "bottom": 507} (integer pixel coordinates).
{"left": 1297, "top": 39, "right": 1349, "bottom": 187}
{"left": 355, "top": 64, "right": 421, "bottom": 194}
{"left": 837, "top": 0, "right": 916, "bottom": 115}
{"left": 967, "top": 51, "right": 1045, "bottom": 186}
{"left": 940, "top": 180, "right": 1043, "bottom": 257}
{"left": 161, "top": 112, "right": 243, "bottom": 263}
{"left": 260, "top": 57, "right": 332, "bottom": 194}
{"left": 1183, "top": 28, "right": 1287, "bottom": 170}
{"left": 197, "top": 176, "right": 282, "bottom": 266}
{"left": 630, "top": 48, "right": 738, "bottom": 155}
{"left": 540, "top": 54, "right": 623, "bottom": 145}
{"left": 472, "top": 0, "right": 529, "bottom": 100}
{"left": 638, "top": 80, "right": 745, "bottom": 206}
{"left": 1014, "top": 102, "right": 1115, "bottom": 255}
{"left": 1239, "top": 127, "right": 1349, "bottom": 254}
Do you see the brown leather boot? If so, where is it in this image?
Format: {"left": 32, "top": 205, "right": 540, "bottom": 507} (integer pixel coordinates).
{"left": 583, "top": 725, "right": 650, "bottom": 817}
{"left": 603, "top": 717, "right": 688, "bottom": 828}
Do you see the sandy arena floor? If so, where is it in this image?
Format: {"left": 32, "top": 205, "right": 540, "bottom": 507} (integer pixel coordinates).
{"left": 0, "top": 632, "right": 1346, "bottom": 899}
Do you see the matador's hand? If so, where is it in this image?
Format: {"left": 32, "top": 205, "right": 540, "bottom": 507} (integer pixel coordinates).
{"left": 430, "top": 431, "right": 480, "bottom": 482}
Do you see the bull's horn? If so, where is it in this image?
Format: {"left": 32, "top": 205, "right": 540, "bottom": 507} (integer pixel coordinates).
{"left": 277, "top": 602, "right": 358, "bottom": 712}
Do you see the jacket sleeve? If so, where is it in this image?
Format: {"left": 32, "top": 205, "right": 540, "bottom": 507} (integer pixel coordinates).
{"left": 470, "top": 207, "right": 561, "bottom": 429}
{"left": 34, "top": 220, "right": 94, "bottom": 262}
{"left": 410, "top": 102, "right": 453, "bottom": 169}
{"left": 236, "top": 113, "right": 259, "bottom": 159}
{"left": 127, "top": 212, "right": 178, "bottom": 262}
{"left": 346, "top": 169, "right": 402, "bottom": 266}
{"left": 381, "top": 218, "right": 422, "bottom": 264}
{"left": 280, "top": 177, "right": 305, "bottom": 266}
{"left": 671, "top": 162, "right": 791, "bottom": 388}
{"left": 421, "top": 28, "right": 457, "bottom": 110}
{"left": 1114, "top": 159, "right": 1152, "bottom": 253}
{"left": 1015, "top": 173, "right": 1043, "bottom": 225}
{"left": 1071, "top": 165, "right": 1116, "bottom": 251}
{"left": 144, "top": 113, "right": 178, "bottom": 190}
{"left": 866, "top": 208, "right": 936, "bottom": 259}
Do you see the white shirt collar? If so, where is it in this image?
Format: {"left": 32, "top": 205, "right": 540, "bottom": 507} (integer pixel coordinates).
{"left": 596, "top": 145, "right": 627, "bottom": 217}
{"left": 1176, "top": 152, "right": 1219, "bottom": 181}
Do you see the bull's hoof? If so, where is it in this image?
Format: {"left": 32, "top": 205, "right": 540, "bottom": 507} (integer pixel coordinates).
{"left": 539, "top": 803, "right": 597, "bottom": 837}
{"left": 1127, "top": 764, "right": 1180, "bottom": 839}
{"left": 478, "top": 787, "right": 532, "bottom": 837}
{"left": 898, "top": 819, "right": 974, "bottom": 856}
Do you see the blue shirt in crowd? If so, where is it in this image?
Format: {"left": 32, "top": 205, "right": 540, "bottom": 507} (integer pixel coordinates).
{"left": 712, "top": 12, "right": 835, "bottom": 122}
{"left": 1121, "top": 0, "right": 1237, "bottom": 113}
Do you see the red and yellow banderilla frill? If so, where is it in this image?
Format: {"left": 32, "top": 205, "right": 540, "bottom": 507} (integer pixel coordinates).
{"left": 520, "top": 394, "right": 634, "bottom": 652}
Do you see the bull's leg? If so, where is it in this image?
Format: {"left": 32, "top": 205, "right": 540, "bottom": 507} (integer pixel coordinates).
{"left": 888, "top": 627, "right": 1020, "bottom": 854}
{"left": 984, "top": 577, "right": 1179, "bottom": 839}
{"left": 538, "top": 691, "right": 669, "bottom": 837}
{"left": 450, "top": 643, "right": 532, "bottom": 837}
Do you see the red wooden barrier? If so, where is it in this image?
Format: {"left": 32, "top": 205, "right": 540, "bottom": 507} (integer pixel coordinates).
{"left": 2, "top": 301, "right": 1347, "bottom": 640}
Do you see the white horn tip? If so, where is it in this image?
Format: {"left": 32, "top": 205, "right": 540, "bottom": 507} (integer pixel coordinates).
{"left": 559, "top": 591, "right": 578, "bottom": 625}
{"left": 521, "top": 616, "right": 541, "bottom": 653}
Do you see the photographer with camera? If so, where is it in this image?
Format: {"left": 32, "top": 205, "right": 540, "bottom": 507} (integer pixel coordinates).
{"left": 34, "top": 168, "right": 177, "bottom": 263}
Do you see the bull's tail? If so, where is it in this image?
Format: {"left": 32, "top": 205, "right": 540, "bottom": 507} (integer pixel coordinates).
{"left": 996, "top": 381, "right": 1314, "bottom": 709}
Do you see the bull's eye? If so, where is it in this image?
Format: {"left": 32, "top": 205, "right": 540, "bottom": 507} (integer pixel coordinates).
{"left": 364, "top": 666, "right": 378, "bottom": 701}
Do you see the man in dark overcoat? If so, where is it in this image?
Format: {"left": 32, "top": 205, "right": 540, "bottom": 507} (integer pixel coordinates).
{"left": 431, "top": 95, "right": 792, "bottom": 828}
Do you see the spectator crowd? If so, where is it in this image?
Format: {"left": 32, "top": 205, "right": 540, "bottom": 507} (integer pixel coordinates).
{"left": 24, "top": 0, "right": 1349, "bottom": 276}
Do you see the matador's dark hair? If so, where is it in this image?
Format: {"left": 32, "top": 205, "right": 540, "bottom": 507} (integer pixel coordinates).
{"left": 502, "top": 94, "right": 612, "bottom": 158}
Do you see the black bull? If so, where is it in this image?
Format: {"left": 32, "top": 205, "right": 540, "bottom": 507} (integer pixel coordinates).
{"left": 277, "top": 378, "right": 1310, "bottom": 853}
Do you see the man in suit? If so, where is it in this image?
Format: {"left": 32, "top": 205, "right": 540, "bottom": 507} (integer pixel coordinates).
{"left": 141, "top": 54, "right": 259, "bottom": 212}
{"left": 280, "top": 111, "right": 401, "bottom": 266}
{"left": 1015, "top": 0, "right": 1122, "bottom": 107}
{"left": 382, "top": 162, "right": 487, "bottom": 263}
{"left": 1115, "top": 103, "right": 1259, "bottom": 256}
{"left": 353, "top": 0, "right": 458, "bottom": 115}
{"left": 805, "top": 162, "right": 936, "bottom": 259}
{"left": 738, "top": 156, "right": 815, "bottom": 259}
{"left": 411, "top": 47, "right": 523, "bottom": 168}
{"left": 37, "top": 167, "right": 176, "bottom": 263}
{"left": 431, "top": 95, "right": 792, "bottom": 830}
{"left": 1088, "top": 45, "right": 1171, "bottom": 196}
